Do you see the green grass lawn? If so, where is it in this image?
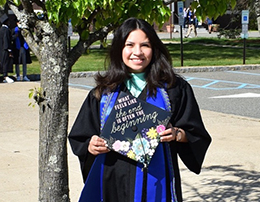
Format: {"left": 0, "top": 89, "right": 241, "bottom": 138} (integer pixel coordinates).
{"left": 26, "top": 37, "right": 260, "bottom": 75}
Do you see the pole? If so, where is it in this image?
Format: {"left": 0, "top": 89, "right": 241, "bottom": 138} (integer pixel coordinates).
{"left": 180, "top": 25, "right": 183, "bottom": 66}
{"left": 68, "top": 36, "right": 71, "bottom": 52}
{"left": 243, "top": 37, "right": 246, "bottom": 64}
{"left": 170, "top": 3, "right": 173, "bottom": 39}
{"left": 68, "top": 19, "right": 73, "bottom": 52}
{"left": 177, "top": 1, "right": 184, "bottom": 67}
{"left": 241, "top": 10, "right": 249, "bottom": 65}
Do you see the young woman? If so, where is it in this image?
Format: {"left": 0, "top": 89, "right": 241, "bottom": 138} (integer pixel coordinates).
{"left": 69, "top": 17, "right": 211, "bottom": 202}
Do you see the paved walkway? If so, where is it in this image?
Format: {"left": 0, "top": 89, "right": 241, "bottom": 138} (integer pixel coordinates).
{"left": 71, "top": 27, "right": 259, "bottom": 41}
{"left": 1, "top": 81, "right": 260, "bottom": 201}
{"left": 157, "top": 26, "right": 260, "bottom": 39}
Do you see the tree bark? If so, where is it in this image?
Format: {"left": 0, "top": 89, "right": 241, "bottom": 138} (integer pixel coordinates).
{"left": 38, "top": 25, "right": 70, "bottom": 202}
{"left": 8, "top": 3, "right": 71, "bottom": 201}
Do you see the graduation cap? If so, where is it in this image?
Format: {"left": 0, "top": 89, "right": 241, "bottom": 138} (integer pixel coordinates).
{"left": 0, "top": 14, "right": 8, "bottom": 24}
{"left": 101, "top": 91, "right": 171, "bottom": 166}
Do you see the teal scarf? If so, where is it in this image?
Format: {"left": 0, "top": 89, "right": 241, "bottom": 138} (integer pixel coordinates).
{"left": 124, "top": 73, "right": 146, "bottom": 97}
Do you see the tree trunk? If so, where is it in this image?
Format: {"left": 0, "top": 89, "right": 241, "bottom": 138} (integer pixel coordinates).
{"left": 257, "top": 17, "right": 260, "bottom": 33}
{"left": 255, "top": 0, "right": 260, "bottom": 33}
{"left": 38, "top": 27, "right": 70, "bottom": 202}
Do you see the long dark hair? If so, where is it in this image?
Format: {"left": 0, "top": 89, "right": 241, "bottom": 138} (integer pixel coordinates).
{"left": 94, "top": 17, "right": 177, "bottom": 99}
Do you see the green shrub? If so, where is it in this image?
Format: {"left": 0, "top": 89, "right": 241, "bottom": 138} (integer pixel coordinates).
{"left": 217, "top": 28, "right": 242, "bottom": 39}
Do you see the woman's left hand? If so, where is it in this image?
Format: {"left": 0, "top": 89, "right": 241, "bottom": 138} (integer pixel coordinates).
{"left": 159, "top": 123, "right": 188, "bottom": 143}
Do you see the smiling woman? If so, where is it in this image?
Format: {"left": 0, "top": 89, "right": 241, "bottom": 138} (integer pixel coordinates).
{"left": 122, "top": 29, "right": 153, "bottom": 73}
{"left": 68, "top": 17, "right": 211, "bottom": 202}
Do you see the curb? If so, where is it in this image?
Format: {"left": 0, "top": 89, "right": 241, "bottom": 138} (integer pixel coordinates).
{"left": 174, "top": 64, "right": 260, "bottom": 73}
{"left": 9, "top": 64, "right": 258, "bottom": 81}
{"left": 69, "top": 64, "right": 260, "bottom": 78}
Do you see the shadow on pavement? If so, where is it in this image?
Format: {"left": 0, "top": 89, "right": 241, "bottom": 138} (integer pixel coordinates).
{"left": 182, "top": 164, "right": 260, "bottom": 201}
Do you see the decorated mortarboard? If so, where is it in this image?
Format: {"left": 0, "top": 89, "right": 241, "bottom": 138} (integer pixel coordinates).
{"left": 101, "top": 91, "right": 171, "bottom": 166}
{"left": 0, "top": 14, "right": 8, "bottom": 24}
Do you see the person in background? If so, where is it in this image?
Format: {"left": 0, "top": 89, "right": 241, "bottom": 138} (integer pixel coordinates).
{"left": 0, "top": 14, "right": 14, "bottom": 83}
{"left": 183, "top": 7, "right": 188, "bottom": 29}
{"left": 206, "top": 17, "right": 213, "bottom": 34}
{"left": 185, "top": 12, "right": 197, "bottom": 38}
{"left": 12, "top": 19, "right": 31, "bottom": 81}
{"left": 69, "top": 17, "right": 211, "bottom": 202}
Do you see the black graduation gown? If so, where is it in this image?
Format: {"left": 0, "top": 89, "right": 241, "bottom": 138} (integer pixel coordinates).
{"left": 0, "top": 25, "right": 13, "bottom": 74}
{"left": 12, "top": 27, "right": 32, "bottom": 65}
{"left": 68, "top": 76, "right": 212, "bottom": 202}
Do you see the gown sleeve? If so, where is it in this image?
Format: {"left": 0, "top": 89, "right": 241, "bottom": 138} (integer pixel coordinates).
{"left": 168, "top": 77, "right": 212, "bottom": 174}
{"left": 68, "top": 89, "right": 101, "bottom": 181}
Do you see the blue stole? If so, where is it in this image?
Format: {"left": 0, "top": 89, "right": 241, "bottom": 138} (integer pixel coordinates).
{"left": 14, "top": 27, "right": 21, "bottom": 50}
{"left": 78, "top": 88, "right": 177, "bottom": 202}
{"left": 14, "top": 27, "right": 29, "bottom": 50}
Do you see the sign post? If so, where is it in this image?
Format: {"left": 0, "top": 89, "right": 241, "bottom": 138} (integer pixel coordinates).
{"left": 177, "top": 1, "right": 184, "bottom": 66}
{"left": 68, "top": 19, "right": 73, "bottom": 52}
{"left": 241, "top": 10, "right": 249, "bottom": 64}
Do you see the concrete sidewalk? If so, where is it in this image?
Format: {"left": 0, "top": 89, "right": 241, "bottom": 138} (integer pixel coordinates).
{"left": 0, "top": 82, "right": 260, "bottom": 201}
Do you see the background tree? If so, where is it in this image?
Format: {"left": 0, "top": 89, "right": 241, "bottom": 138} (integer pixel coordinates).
{"left": 254, "top": 0, "right": 260, "bottom": 32}
{"left": 228, "top": 0, "right": 259, "bottom": 31}
{"left": 0, "top": 0, "right": 238, "bottom": 201}
{"left": 193, "top": 0, "right": 237, "bottom": 20}
{"left": 194, "top": 0, "right": 259, "bottom": 32}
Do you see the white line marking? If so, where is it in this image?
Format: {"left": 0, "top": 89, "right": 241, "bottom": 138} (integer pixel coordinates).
{"left": 226, "top": 71, "right": 260, "bottom": 76}
{"left": 210, "top": 93, "right": 260, "bottom": 98}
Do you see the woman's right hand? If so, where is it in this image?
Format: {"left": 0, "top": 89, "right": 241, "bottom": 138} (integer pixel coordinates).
{"left": 88, "top": 135, "right": 110, "bottom": 155}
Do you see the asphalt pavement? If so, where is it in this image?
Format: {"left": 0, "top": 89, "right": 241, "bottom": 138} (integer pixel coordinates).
{"left": 1, "top": 81, "right": 260, "bottom": 202}
{"left": 1, "top": 29, "right": 260, "bottom": 202}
